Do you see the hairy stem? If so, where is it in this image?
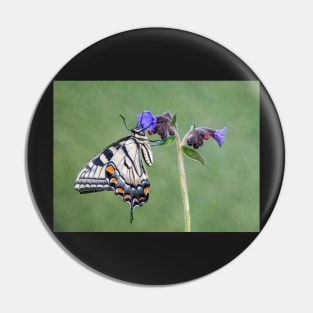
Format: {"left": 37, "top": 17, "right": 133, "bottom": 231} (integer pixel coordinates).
{"left": 175, "top": 132, "right": 191, "bottom": 232}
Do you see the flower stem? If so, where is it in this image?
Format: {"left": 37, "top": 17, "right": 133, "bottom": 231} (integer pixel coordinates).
{"left": 175, "top": 133, "right": 191, "bottom": 232}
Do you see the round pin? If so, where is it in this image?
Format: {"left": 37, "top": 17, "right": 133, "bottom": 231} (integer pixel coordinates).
{"left": 27, "top": 28, "right": 284, "bottom": 284}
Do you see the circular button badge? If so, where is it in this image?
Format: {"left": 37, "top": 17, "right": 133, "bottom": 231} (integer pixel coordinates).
{"left": 27, "top": 28, "right": 284, "bottom": 284}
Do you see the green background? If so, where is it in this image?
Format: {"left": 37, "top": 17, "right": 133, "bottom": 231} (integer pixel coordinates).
{"left": 54, "top": 81, "right": 259, "bottom": 232}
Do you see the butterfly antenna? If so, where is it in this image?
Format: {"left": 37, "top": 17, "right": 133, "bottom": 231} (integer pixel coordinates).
{"left": 119, "top": 115, "right": 131, "bottom": 131}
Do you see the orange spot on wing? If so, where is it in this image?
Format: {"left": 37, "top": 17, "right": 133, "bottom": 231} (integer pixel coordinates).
{"left": 110, "top": 177, "right": 117, "bottom": 184}
{"left": 124, "top": 194, "right": 131, "bottom": 200}
{"left": 106, "top": 165, "right": 115, "bottom": 175}
{"left": 144, "top": 186, "right": 150, "bottom": 195}
{"left": 116, "top": 187, "right": 124, "bottom": 194}
{"left": 139, "top": 196, "right": 145, "bottom": 201}
{"left": 132, "top": 197, "right": 138, "bottom": 203}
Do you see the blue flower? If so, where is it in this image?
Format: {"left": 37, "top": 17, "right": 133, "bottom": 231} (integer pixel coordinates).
{"left": 213, "top": 127, "right": 227, "bottom": 147}
{"left": 137, "top": 111, "right": 157, "bottom": 132}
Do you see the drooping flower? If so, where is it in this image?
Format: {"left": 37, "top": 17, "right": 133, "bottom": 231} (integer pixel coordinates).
{"left": 186, "top": 127, "right": 211, "bottom": 149}
{"left": 213, "top": 127, "right": 227, "bottom": 147}
{"left": 186, "top": 126, "right": 227, "bottom": 149}
{"left": 148, "top": 111, "right": 176, "bottom": 140}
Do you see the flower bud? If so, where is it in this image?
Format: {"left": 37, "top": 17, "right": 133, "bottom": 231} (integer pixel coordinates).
{"left": 147, "top": 111, "right": 176, "bottom": 140}
{"left": 195, "top": 128, "right": 210, "bottom": 140}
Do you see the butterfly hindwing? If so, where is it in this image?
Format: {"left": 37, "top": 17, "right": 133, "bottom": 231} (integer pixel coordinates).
{"left": 74, "top": 129, "right": 153, "bottom": 222}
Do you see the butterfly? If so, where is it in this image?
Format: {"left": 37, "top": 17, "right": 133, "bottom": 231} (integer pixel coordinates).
{"left": 74, "top": 127, "right": 153, "bottom": 222}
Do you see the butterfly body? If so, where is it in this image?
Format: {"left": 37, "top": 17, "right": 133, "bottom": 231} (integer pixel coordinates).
{"left": 74, "top": 128, "right": 152, "bottom": 222}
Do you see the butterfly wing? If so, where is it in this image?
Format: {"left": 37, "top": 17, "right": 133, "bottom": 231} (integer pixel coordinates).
{"left": 74, "top": 135, "right": 151, "bottom": 222}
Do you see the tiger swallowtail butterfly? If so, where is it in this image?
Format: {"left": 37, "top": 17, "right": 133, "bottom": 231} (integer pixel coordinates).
{"left": 74, "top": 127, "right": 153, "bottom": 222}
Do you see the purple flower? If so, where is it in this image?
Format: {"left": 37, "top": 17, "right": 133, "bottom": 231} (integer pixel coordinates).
{"left": 213, "top": 127, "right": 227, "bottom": 147}
{"left": 137, "top": 111, "right": 157, "bottom": 132}
{"left": 148, "top": 111, "right": 176, "bottom": 140}
{"left": 186, "top": 126, "right": 227, "bottom": 149}
{"left": 186, "top": 127, "right": 211, "bottom": 149}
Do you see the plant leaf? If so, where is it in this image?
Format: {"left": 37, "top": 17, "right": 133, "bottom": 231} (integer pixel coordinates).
{"left": 182, "top": 145, "right": 205, "bottom": 165}
{"left": 152, "top": 135, "right": 176, "bottom": 147}
{"left": 170, "top": 113, "right": 177, "bottom": 126}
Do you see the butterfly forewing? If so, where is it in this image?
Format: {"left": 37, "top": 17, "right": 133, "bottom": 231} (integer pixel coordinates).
{"left": 74, "top": 128, "right": 152, "bottom": 222}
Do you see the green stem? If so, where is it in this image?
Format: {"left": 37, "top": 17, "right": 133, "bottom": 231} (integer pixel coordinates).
{"left": 175, "top": 132, "right": 191, "bottom": 232}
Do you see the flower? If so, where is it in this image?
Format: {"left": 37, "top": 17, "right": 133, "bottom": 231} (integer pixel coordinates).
{"left": 213, "top": 127, "right": 227, "bottom": 147}
{"left": 148, "top": 111, "right": 176, "bottom": 140}
{"left": 186, "top": 126, "right": 227, "bottom": 149}
{"left": 186, "top": 127, "right": 211, "bottom": 149}
{"left": 137, "top": 111, "right": 157, "bottom": 132}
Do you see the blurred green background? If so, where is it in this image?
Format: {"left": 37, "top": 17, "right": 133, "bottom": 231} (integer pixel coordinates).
{"left": 54, "top": 81, "right": 259, "bottom": 232}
